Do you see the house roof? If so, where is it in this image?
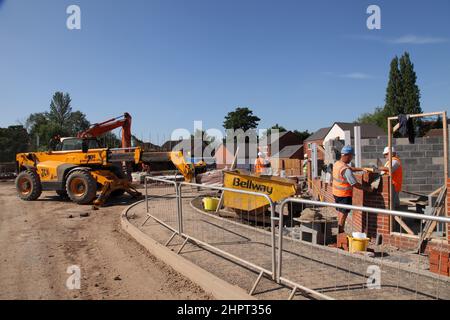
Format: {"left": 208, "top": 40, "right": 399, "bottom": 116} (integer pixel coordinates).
{"left": 304, "top": 127, "right": 330, "bottom": 142}
{"left": 333, "top": 122, "right": 385, "bottom": 138}
{"left": 258, "top": 131, "right": 289, "bottom": 146}
{"left": 272, "top": 145, "right": 303, "bottom": 159}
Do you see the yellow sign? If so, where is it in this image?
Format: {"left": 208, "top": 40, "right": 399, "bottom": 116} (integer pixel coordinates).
{"left": 223, "top": 171, "right": 297, "bottom": 211}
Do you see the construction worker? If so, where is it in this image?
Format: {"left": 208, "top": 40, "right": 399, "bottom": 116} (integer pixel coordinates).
{"left": 48, "top": 134, "right": 61, "bottom": 151}
{"left": 379, "top": 146, "right": 403, "bottom": 210}
{"left": 303, "top": 154, "right": 308, "bottom": 177}
{"left": 254, "top": 152, "right": 271, "bottom": 175}
{"left": 255, "top": 152, "right": 264, "bottom": 174}
{"left": 333, "top": 145, "right": 373, "bottom": 233}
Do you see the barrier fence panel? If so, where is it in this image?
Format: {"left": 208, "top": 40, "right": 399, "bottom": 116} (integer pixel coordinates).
{"left": 176, "top": 182, "right": 278, "bottom": 295}
{"left": 142, "top": 177, "right": 180, "bottom": 245}
{"left": 277, "top": 198, "right": 450, "bottom": 300}
{"left": 142, "top": 177, "right": 279, "bottom": 295}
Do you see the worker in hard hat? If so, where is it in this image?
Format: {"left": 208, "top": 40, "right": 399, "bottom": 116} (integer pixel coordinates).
{"left": 255, "top": 152, "right": 266, "bottom": 174}
{"left": 333, "top": 145, "right": 373, "bottom": 233}
{"left": 379, "top": 146, "right": 403, "bottom": 210}
{"left": 302, "top": 154, "right": 308, "bottom": 177}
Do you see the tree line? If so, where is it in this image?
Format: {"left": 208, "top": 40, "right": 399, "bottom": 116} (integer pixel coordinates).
{"left": 357, "top": 52, "right": 446, "bottom": 134}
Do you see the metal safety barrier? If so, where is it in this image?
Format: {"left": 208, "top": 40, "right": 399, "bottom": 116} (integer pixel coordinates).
{"left": 140, "top": 176, "right": 450, "bottom": 300}
{"left": 142, "top": 176, "right": 279, "bottom": 295}
{"left": 277, "top": 198, "right": 450, "bottom": 300}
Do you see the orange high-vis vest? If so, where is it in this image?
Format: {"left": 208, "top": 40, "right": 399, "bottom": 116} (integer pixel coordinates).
{"left": 255, "top": 157, "right": 264, "bottom": 174}
{"left": 332, "top": 160, "right": 353, "bottom": 197}
{"left": 385, "top": 156, "right": 403, "bottom": 193}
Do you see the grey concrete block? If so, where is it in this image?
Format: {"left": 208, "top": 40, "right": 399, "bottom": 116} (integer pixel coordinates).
{"left": 426, "top": 151, "right": 441, "bottom": 157}
{"left": 432, "top": 157, "right": 444, "bottom": 165}
{"left": 410, "top": 151, "right": 425, "bottom": 158}
{"left": 418, "top": 144, "right": 433, "bottom": 151}
{"left": 420, "top": 185, "right": 433, "bottom": 192}
{"left": 426, "top": 164, "right": 443, "bottom": 171}
{"left": 396, "top": 138, "right": 410, "bottom": 145}
{"left": 405, "top": 185, "right": 421, "bottom": 192}
{"left": 426, "top": 137, "right": 440, "bottom": 144}
{"left": 402, "top": 145, "right": 418, "bottom": 152}
{"left": 413, "top": 171, "right": 430, "bottom": 178}
{"left": 403, "top": 158, "right": 418, "bottom": 165}
{"left": 432, "top": 171, "right": 445, "bottom": 177}
{"left": 417, "top": 157, "right": 432, "bottom": 165}
{"left": 432, "top": 144, "right": 443, "bottom": 151}
{"left": 426, "top": 177, "right": 442, "bottom": 185}
{"left": 362, "top": 146, "right": 377, "bottom": 153}
{"left": 412, "top": 178, "right": 427, "bottom": 184}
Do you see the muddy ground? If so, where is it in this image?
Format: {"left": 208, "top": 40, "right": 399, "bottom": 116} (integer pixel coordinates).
{"left": 0, "top": 181, "right": 210, "bottom": 300}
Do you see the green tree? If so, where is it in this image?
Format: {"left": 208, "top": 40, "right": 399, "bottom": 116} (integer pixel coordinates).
{"left": 292, "top": 129, "right": 311, "bottom": 142}
{"left": 357, "top": 106, "right": 389, "bottom": 132}
{"left": 385, "top": 56, "right": 404, "bottom": 116}
{"left": 399, "top": 52, "right": 423, "bottom": 134}
{"left": 0, "top": 125, "right": 30, "bottom": 162}
{"left": 192, "top": 129, "right": 215, "bottom": 144}
{"left": 223, "top": 107, "right": 260, "bottom": 131}
{"left": 25, "top": 92, "right": 90, "bottom": 150}
{"left": 357, "top": 52, "right": 424, "bottom": 135}
{"left": 263, "top": 124, "right": 287, "bottom": 137}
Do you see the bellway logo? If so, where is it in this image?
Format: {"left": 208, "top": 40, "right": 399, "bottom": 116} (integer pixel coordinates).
{"left": 232, "top": 178, "right": 273, "bottom": 195}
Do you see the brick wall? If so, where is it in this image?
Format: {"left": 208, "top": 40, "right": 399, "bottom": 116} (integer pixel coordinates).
{"left": 309, "top": 174, "right": 449, "bottom": 251}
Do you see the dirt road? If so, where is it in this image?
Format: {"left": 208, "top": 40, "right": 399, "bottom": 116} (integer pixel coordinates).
{"left": 0, "top": 181, "right": 210, "bottom": 300}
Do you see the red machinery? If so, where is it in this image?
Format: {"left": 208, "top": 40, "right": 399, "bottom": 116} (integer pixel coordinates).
{"left": 77, "top": 112, "right": 132, "bottom": 148}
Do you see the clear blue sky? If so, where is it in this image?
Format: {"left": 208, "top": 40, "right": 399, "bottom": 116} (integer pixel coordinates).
{"left": 1, "top": 0, "right": 449, "bottom": 144}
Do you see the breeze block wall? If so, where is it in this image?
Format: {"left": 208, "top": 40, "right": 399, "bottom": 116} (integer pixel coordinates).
{"left": 361, "top": 136, "right": 446, "bottom": 194}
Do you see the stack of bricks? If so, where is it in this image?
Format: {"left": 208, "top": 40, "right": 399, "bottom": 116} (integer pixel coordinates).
{"left": 351, "top": 173, "right": 390, "bottom": 238}
{"left": 429, "top": 248, "right": 450, "bottom": 277}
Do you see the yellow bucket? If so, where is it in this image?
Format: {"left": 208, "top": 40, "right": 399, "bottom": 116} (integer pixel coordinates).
{"left": 347, "top": 236, "right": 370, "bottom": 253}
{"left": 202, "top": 197, "right": 220, "bottom": 211}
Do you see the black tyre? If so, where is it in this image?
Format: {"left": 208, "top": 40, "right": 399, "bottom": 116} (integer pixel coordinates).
{"left": 66, "top": 170, "right": 97, "bottom": 204}
{"left": 15, "top": 170, "right": 42, "bottom": 201}
{"left": 56, "top": 190, "right": 68, "bottom": 198}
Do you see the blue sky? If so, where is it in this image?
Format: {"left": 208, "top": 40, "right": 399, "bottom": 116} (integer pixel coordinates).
{"left": 0, "top": 0, "right": 449, "bottom": 144}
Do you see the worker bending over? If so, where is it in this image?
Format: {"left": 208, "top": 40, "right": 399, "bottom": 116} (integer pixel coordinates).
{"left": 332, "top": 145, "right": 373, "bottom": 234}
{"left": 379, "top": 146, "right": 403, "bottom": 210}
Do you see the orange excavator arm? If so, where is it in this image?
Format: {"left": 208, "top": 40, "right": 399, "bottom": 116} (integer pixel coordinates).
{"left": 78, "top": 112, "right": 132, "bottom": 148}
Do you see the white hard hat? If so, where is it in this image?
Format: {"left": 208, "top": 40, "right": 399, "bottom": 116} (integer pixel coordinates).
{"left": 383, "top": 146, "right": 395, "bottom": 155}
{"left": 258, "top": 152, "right": 263, "bottom": 157}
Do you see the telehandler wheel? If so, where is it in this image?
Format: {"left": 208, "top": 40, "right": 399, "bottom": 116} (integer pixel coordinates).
{"left": 15, "top": 170, "right": 42, "bottom": 201}
{"left": 66, "top": 170, "right": 97, "bottom": 204}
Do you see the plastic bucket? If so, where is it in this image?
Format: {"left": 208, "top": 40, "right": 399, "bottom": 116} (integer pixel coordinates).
{"left": 202, "top": 197, "right": 220, "bottom": 211}
{"left": 347, "top": 236, "right": 370, "bottom": 253}
{"left": 131, "top": 172, "right": 140, "bottom": 183}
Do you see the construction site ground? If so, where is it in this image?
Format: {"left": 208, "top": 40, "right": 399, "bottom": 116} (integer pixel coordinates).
{"left": 128, "top": 185, "right": 450, "bottom": 300}
{"left": 0, "top": 181, "right": 210, "bottom": 300}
